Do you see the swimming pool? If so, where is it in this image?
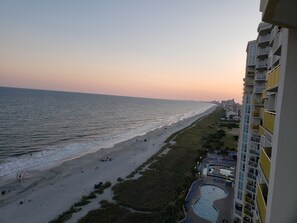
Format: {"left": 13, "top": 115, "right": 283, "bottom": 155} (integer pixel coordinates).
{"left": 193, "top": 185, "right": 227, "bottom": 223}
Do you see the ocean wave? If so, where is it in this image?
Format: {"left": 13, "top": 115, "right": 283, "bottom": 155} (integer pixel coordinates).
{"left": 0, "top": 103, "right": 215, "bottom": 180}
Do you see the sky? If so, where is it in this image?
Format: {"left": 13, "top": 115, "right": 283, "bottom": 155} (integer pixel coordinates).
{"left": 0, "top": 0, "right": 261, "bottom": 102}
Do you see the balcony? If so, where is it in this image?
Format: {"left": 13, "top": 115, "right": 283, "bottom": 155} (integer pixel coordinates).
{"left": 247, "top": 172, "right": 257, "bottom": 180}
{"left": 272, "top": 55, "right": 280, "bottom": 66}
{"left": 260, "top": 108, "right": 265, "bottom": 118}
{"left": 259, "top": 125, "right": 265, "bottom": 136}
{"left": 256, "top": 59, "right": 268, "bottom": 69}
{"left": 247, "top": 184, "right": 256, "bottom": 193}
{"left": 249, "top": 159, "right": 258, "bottom": 168}
{"left": 272, "top": 29, "right": 283, "bottom": 56}
{"left": 253, "top": 110, "right": 260, "bottom": 117}
{"left": 266, "top": 65, "right": 280, "bottom": 91}
{"left": 251, "top": 123, "right": 259, "bottom": 130}
{"left": 258, "top": 34, "right": 270, "bottom": 44}
{"left": 253, "top": 99, "right": 262, "bottom": 105}
{"left": 260, "top": 147, "right": 272, "bottom": 182}
{"left": 235, "top": 209, "right": 242, "bottom": 217}
{"left": 257, "top": 47, "right": 270, "bottom": 58}
{"left": 244, "top": 209, "right": 253, "bottom": 218}
{"left": 251, "top": 135, "right": 260, "bottom": 143}
{"left": 255, "top": 73, "right": 266, "bottom": 82}
{"left": 245, "top": 194, "right": 254, "bottom": 206}
{"left": 261, "top": 90, "right": 268, "bottom": 99}
{"left": 247, "top": 70, "right": 255, "bottom": 76}
{"left": 257, "top": 184, "right": 268, "bottom": 223}
{"left": 269, "top": 26, "right": 278, "bottom": 45}
{"left": 244, "top": 78, "right": 254, "bottom": 86}
{"left": 263, "top": 110, "right": 275, "bottom": 133}
{"left": 257, "top": 22, "right": 273, "bottom": 34}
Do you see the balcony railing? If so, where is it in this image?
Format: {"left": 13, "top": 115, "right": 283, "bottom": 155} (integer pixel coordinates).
{"left": 256, "top": 60, "right": 268, "bottom": 69}
{"left": 257, "top": 184, "right": 267, "bottom": 223}
{"left": 251, "top": 124, "right": 259, "bottom": 130}
{"left": 261, "top": 90, "right": 268, "bottom": 99}
{"left": 254, "top": 99, "right": 262, "bottom": 105}
{"left": 259, "top": 34, "right": 270, "bottom": 43}
{"left": 251, "top": 135, "right": 260, "bottom": 142}
{"left": 272, "top": 31, "right": 283, "bottom": 55}
{"left": 263, "top": 110, "right": 275, "bottom": 133}
{"left": 247, "top": 184, "right": 256, "bottom": 193}
{"left": 266, "top": 65, "right": 280, "bottom": 91}
{"left": 235, "top": 209, "right": 242, "bottom": 217}
{"left": 272, "top": 55, "right": 280, "bottom": 66}
{"left": 260, "top": 108, "right": 265, "bottom": 118}
{"left": 244, "top": 209, "right": 253, "bottom": 218}
{"left": 245, "top": 195, "right": 254, "bottom": 205}
{"left": 258, "top": 47, "right": 270, "bottom": 56}
{"left": 253, "top": 110, "right": 260, "bottom": 117}
{"left": 244, "top": 78, "right": 254, "bottom": 86}
{"left": 247, "top": 173, "right": 257, "bottom": 180}
{"left": 259, "top": 125, "right": 265, "bottom": 136}
{"left": 260, "top": 147, "right": 271, "bottom": 182}
{"left": 247, "top": 70, "right": 255, "bottom": 76}
{"left": 255, "top": 73, "right": 266, "bottom": 81}
{"left": 254, "top": 87, "right": 264, "bottom": 94}
{"left": 249, "top": 160, "right": 258, "bottom": 168}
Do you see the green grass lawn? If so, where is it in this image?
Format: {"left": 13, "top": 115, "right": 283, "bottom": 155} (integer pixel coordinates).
{"left": 221, "top": 133, "right": 238, "bottom": 150}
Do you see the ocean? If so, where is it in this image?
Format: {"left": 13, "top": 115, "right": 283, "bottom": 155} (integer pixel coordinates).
{"left": 0, "top": 87, "right": 214, "bottom": 179}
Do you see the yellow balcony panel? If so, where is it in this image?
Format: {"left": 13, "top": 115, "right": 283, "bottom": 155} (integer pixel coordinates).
{"left": 263, "top": 111, "right": 275, "bottom": 133}
{"left": 259, "top": 125, "right": 265, "bottom": 136}
{"left": 260, "top": 147, "right": 271, "bottom": 182}
{"left": 266, "top": 65, "right": 280, "bottom": 91}
{"left": 260, "top": 108, "right": 265, "bottom": 118}
{"left": 257, "top": 184, "right": 267, "bottom": 223}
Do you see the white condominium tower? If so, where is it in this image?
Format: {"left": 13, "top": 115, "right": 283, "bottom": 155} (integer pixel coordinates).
{"left": 234, "top": 1, "right": 297, "bottom": 223}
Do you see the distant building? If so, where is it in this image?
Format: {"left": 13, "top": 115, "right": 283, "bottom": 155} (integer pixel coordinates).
{"left": 233, "top": 1, "right": 297, "bottom": 223}
{"left": 221, "top": 99, "right": 241, "bottom": 119}
{"left": 210, "top": 100, "right": 220, "bottom": 105}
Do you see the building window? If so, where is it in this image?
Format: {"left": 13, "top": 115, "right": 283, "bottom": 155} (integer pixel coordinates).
{"left": 238, "top": 190, "right": 243, "bottom": 200}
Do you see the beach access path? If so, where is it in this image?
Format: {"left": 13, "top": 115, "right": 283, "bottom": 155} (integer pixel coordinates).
{"left": 0, "top": 107, "right": 215, "bottom": 223}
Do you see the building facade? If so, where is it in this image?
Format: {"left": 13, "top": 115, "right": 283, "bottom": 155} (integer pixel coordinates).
{"left": 234, "top": 1, "right": 297, "bottom": 223}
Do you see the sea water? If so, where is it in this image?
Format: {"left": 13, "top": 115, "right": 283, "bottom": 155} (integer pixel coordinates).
{"left": 0, "top": 87, "right": 214, "bottom": 179}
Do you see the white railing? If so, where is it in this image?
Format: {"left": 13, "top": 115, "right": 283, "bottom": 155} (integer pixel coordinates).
{"left": 254, "top": 87, "right": 264, "bottom": 94}
{"left": 272, "top": 55, "right": 280, "bottom": 65}
{"left": 256, "top": 59, "right": 268, "bottom": 69}
{"left": 259, "top": 34, "right": 270, "bottom": 43}
{"left": 258, "top": 47, "right": 270, "bottom": 56}
{"left": 272, "top": 31, "right": 283, "bottom": 53}
{"left": 255, "top": 73, "right": 266, "bottom": 81}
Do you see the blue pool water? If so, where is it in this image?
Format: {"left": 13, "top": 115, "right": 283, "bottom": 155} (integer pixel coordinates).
{"left": 193, "top": 185, "right": 227, "bottom": 223}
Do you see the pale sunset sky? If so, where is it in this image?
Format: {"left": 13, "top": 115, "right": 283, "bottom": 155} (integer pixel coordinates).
{"left": 0, "top": 1, "right": 261, "bottom": 102}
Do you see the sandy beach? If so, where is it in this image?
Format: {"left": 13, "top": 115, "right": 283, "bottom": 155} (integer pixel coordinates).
{"left": 0, "top": 106, "right": 215, "bottom": 223}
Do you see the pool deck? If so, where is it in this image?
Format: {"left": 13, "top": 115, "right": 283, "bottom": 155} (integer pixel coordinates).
{"left": 183, "top": 156, "right": 235, "bottom": 223}
{"left": 184, "top": 177, "right": 234, "bottom": 223}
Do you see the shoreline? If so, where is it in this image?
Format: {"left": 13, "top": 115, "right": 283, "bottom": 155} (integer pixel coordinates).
{"left": 0, "top": 106, "right": 216, "bottom": 223}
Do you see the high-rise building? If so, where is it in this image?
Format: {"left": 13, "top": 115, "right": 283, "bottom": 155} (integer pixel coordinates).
{"left": 234, "top": 1, "right": 297, "bottom": 223}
